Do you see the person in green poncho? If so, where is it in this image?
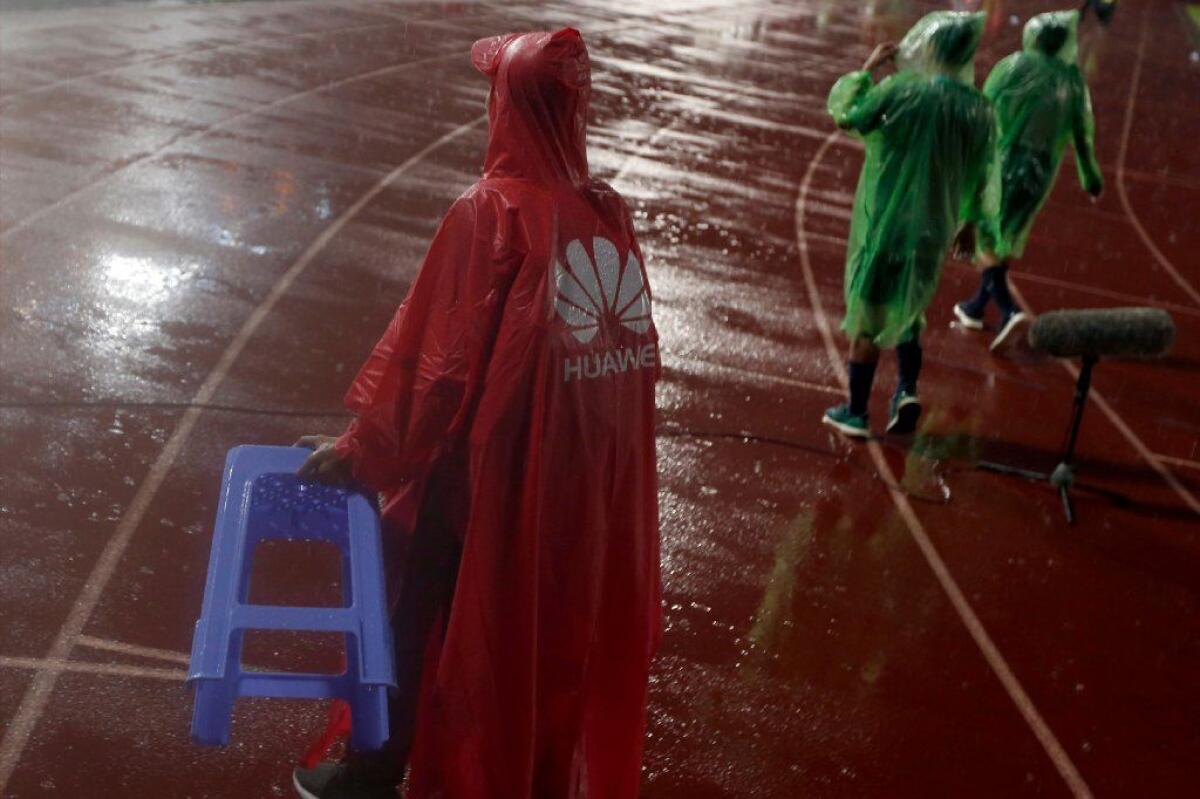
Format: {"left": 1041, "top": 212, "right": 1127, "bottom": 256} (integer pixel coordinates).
{"left": 953, "top": 9, "right": 1103, "bottom": 351}
{"left": 823, "top": 11, "right": 995, "bottom": 439}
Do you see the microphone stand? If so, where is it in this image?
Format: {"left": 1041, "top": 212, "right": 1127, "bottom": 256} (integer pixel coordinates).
{"left": 979, "top": 355, "right": 1098, "bottom": 524}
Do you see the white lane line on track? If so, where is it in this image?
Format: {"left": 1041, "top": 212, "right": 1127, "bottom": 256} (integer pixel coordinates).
{"left": 667, "top": 354, "right": 844, "bottom": 397}
{"left": 1120, "top": 165, "right": 1200, "bottom": 193}
{"left": 798, "top": 130, "right": 1095, "bottom": 799}
{"left": 76, "top": 635, "right": 192, "bottom": 666}
{"left": 0, "top": 8, "right": 452, "bottom": 107}
{"left": 1001, "top": 268, "right": 1200, "bottom": 320}
{"left": 1154, "top": 453, "right": 1200, "bottom": 472}
{"left": 0, "top": 49, "right": 462, "bottom": 240}
{"left": 1115, "top": 13, "right": 1200, "bottom": 308}
{"left": 610, "top": 118, "right": 844, "bottom": 401}
{"left": 612, "top": 117, "right": 685, "bottom": 184}
{"left": 0, "top": 656, "right": 186, "bottom": 683}
{"left": 0, "top": 114, "right": 488, "bottom": 794}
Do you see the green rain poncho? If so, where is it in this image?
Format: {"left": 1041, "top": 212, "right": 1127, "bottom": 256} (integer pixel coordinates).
{"left": 978, "top": 10, "right": 1103, "bottom": 261}
{"left": 828, "top": 11, "right": 996, "bottom": 348}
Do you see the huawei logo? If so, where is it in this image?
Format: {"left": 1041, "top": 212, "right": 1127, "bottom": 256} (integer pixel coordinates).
{"left": 553, "top": 237, "right": 657, "bottom": 383}
{"left": 554, "top": 237, "right": 652, "bottom": 343}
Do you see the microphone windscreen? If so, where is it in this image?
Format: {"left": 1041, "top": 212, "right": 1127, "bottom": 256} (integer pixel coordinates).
{"left": 1028, "top": 307, "right": 1175, "bottom": 359}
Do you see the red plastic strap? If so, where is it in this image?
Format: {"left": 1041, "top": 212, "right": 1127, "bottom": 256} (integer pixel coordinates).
{"left": 299, "top": 699, "right": 351, "bottom": 768}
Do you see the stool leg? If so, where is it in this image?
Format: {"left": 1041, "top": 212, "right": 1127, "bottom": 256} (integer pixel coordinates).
{"left": 191, "top": 679, "right": 237, "bottom": 745}
{"left": 349, "top": 683, "right": 390, "bottom": 751}
{"left": 191, "top": 620, "right": 246, "bottom": 746}
{"left": 347, "top": 495, "right": 394, "bottom": 686}
{"left": 344, "top": 631, "right": 388, "bottom": 752}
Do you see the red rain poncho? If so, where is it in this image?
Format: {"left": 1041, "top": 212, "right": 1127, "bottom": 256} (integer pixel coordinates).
{"left": 332, "top": 27, "right": 661, "bottom": 798}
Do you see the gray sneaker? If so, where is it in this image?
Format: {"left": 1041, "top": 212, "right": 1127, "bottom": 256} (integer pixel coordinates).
{"left": 293, "top": 763, "right": 396, "bottom": 799}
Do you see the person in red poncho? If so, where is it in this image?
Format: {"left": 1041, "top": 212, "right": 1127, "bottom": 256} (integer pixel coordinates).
{"left": 291, "top": 27, "right": 662, "bottom": 799}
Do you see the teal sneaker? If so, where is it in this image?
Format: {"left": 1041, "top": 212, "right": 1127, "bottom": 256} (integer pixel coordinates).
{"left": 886, "top": 391, "right": 922, "bottom": 435}
{"left": 822, "top": 404, "right": 870, "bottom": 439}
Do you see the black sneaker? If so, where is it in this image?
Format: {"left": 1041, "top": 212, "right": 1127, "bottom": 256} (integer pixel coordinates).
{"left": 886, "top": 391, "right": 922, "bottom": 435}
{"left": 293, "top": 763, "right": 396, "bottom": 799}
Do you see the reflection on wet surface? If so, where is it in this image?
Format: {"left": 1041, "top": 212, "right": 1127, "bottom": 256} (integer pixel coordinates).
{"left": 0, "top": 0, "right": 306, "bottom": 10}
{"left": 2, "top": 0, "right": 1199, "bottom": 796}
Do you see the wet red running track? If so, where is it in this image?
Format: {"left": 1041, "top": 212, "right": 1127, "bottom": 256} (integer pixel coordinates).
{"left": 1, "top": 0, "right": 1198, "bottom": 796}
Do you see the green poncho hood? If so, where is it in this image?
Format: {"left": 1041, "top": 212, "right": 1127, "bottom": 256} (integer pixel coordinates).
{"left": 896, "top": 11, "right": 987, "bottom": 85}
{"left": 1023, "top": 10, "right": 1080, "bottom": 65}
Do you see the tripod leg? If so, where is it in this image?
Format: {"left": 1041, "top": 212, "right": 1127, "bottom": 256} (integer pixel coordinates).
{"left": 1055, "top": 356, "right": 1095, "bottom": 524}
{"left": 1062, "top": 356, "right": 1097, "bottom": 466}
{"left": 1060, "top": 484, "right": 1075, "bottom": 524}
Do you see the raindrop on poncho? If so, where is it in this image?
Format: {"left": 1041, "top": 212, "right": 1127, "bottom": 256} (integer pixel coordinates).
{"left": 310, "top": 27, "right": 661, "bottom": 798}
{"left": 976, "top": 10, "right": 1103, "bottom": 261}
{"left": 827, "top": 11, "right": 996, "bottom": 348}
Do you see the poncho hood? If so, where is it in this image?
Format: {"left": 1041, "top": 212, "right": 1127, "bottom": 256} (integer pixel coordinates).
{"left": 471, "top": 27, "right": 590, "bottom": 186}
{"left": 896, "top": 11, "right": 986, "bottom": 85}
{"left": 1024, "top": 10, "right": 1080, "bottom": 65}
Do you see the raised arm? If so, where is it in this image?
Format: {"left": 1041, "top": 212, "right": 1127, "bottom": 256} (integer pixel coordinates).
{"left": 828, "top": 42, "right": 899, "bottom": 135}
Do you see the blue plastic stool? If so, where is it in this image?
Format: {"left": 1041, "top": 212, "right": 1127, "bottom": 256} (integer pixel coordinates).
{"left": 187, "top": 445, "right": 395, "bottom": 750}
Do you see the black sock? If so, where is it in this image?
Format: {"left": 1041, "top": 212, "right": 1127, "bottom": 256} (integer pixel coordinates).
{"left": 848, "top": 360, "right": 877, "bottom": 416}
{"left": 987, "top": 263, "right": 1017, "bottom": 319}
{"left": 896, "top": 338, "right": 922, "bottom": 396}
{"left": 960, "top": 272, "right": 991, "bottom": 317}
